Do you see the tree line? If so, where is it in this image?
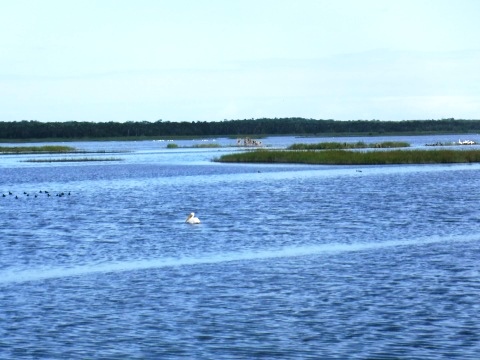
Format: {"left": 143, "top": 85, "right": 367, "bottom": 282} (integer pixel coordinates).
{"left": 0, "top": 118, "right": 479, "bottom": 140}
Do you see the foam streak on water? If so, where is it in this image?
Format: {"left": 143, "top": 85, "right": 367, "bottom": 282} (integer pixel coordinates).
{"left": 2, "top": 233, "right": 478, "bottom": 285}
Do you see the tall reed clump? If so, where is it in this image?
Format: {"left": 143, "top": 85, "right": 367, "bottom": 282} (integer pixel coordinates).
{"left": 216, "top": 149, "right": 480, "bottom": 165}
{"left": 287, "top": 141, "right": 409, "bottom": 150}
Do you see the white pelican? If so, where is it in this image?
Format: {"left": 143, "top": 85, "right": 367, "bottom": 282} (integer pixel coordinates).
{"left": 185, "top": 212, "right": 201, "bottom": 224}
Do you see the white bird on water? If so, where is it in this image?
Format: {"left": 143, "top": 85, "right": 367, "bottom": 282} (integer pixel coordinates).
{"left": 185, "top": 212, "right": 201, "bottom": 224}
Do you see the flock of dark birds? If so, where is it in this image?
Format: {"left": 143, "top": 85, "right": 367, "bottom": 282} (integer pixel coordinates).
{"left": 1, "top": 190, "right": 71, "bottom": 199}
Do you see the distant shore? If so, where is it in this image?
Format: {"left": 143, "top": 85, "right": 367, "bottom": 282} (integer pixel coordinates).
{"left": 1, "top": 131, "right": 479, "bottom": 144}
{"left": 1, "top": 118, "right": 479, "bottom": 142}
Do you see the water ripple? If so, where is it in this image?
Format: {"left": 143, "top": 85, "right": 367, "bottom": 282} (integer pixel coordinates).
{"left": 1, "top": 233, "right": 478, "bottom": 285}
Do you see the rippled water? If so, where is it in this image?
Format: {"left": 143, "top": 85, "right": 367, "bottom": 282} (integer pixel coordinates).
{"left": 1, "top": 135, "right": 480, "bottom": 359}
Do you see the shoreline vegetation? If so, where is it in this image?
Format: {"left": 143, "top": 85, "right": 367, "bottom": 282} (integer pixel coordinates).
{"left": 215, "top": 148, "right": 480, "bottom": 165}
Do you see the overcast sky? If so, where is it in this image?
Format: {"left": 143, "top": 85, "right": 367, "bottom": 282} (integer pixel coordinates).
{"left": 1, "top": 0, "right": 479, "bottom": 122}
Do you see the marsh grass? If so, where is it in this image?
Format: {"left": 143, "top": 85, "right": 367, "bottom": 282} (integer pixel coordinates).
{"left": 23, "top": 157, "right": 123, "bottom": 163}
{"left": 287, "top": 141, "right": 410, "bottom": 150}
{"left": 216, "top": 149, "right": 480, "bottom": 165}
{"left": 0, "top": 145, "right": 76, "bottom": 153}
{"left": 167, "top": 143, "right": 221, "bottom": 148}
{"left": 0, "top": 145, "right": 128, "bottom": 155}
{"left": 192, "top": 143, "right": 222, "bottom": 148}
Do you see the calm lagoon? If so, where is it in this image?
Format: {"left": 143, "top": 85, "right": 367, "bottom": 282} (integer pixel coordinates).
{"left": 1, "top": 135, "right": 480, "bottom": 359}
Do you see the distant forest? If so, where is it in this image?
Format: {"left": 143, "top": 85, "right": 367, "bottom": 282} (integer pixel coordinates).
{"left": 1, "top": 118, "right": 479, "bottom": 140}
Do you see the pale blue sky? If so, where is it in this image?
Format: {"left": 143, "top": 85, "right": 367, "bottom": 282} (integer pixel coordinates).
{"left": 1, "top": 0, "right": 479, "bottom": 122}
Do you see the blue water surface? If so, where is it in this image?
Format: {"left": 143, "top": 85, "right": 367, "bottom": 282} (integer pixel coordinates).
{"left": 1, "top": 135, "right": 480, "bottom": 359}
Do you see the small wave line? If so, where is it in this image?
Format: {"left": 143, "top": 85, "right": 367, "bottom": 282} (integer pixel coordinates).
{"left": 1, "top": 234, "right": 478, "bottom": 285}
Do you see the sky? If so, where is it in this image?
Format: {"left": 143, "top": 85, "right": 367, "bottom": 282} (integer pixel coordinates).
{"left": 0, "top": 0, "right": 479, "bottom": 122}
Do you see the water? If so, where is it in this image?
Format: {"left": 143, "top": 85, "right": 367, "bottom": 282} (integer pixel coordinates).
{"left": 1, "top": 135, "right": 480, "bottom": 359}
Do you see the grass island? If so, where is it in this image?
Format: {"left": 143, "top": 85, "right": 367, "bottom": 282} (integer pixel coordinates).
{"left": 0, "top": 145, "right": 126, "bottom": 162}
{"left": 0, "top": 145, "right": 77, "bottom": 154}
{"left": 22, "top": 157, "right": 123, "bottom": 163}
{"left": 215, "top": 141, "right": 480, "bottom": 165}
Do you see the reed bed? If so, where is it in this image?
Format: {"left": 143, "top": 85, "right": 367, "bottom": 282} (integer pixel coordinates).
{"left": 216, "top": 149, "right": 480, "bottom": 165}
{"left": 192, "top": 143, "right": 222, "bottom": 148}
{"left": 23, "top": 157, "right": 123, "bottom": 163}
{"left": 287, "top": 141, "right": 410, "bottom": 150}
{"left": 166, "top": 143, "right": 221, "bottom": 149}
{"left": 0, "top": 145, "right": 76, "bottom": 153}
